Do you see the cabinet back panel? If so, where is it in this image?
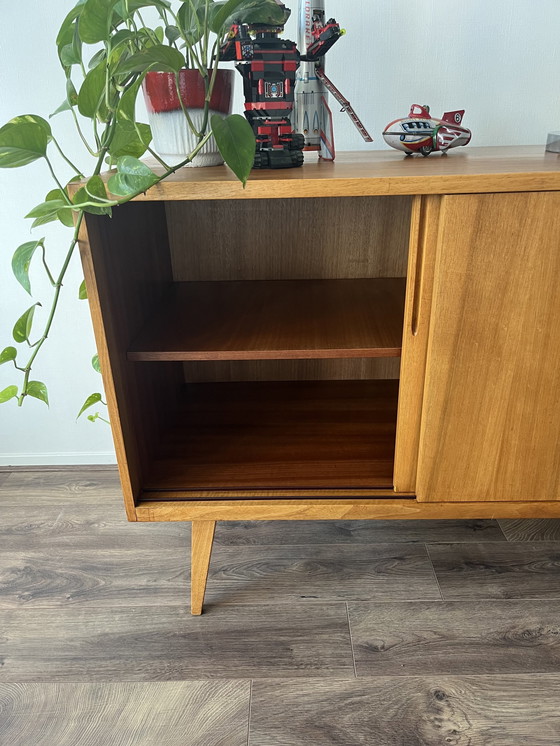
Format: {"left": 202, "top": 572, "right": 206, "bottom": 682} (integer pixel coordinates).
{"left": 183, "top": 359, "right": 401, "bottom": 383}
{"left": 166, "top": 196, "right": 411, "bottom": 281}
{"left": 168, "top": 196, "right": 409, "bottom": 382}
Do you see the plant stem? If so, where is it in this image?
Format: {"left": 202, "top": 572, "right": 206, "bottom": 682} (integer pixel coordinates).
{"left": 136, "top": 9, "right": 159, "bottom": 46}
{"left": 174, "top": 72, "right": 200, "bottom": 135}
{"left": 45, "top": 155, "right": 72, "bottom": 204}
{"left": 71, "top": 108, "right": 97, "bottom": 156}
{"left": 147, "top": 147, "right": 171, "bottom": 169}
{"left": 17, "top": 216, "right": 83, "bottom": 406}
{"left": 51, "top": 137, "right": 83, "bottom": 177}
{"left": 40, "top": 245, "right": 56, "bottom": 287}
{"left": 202, "top": 0, "right": 210, "bottom": 68}
{"left": 17, "top": 143, "right": 110, "bottom": 406}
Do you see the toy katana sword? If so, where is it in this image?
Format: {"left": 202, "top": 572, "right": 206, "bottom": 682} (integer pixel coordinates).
{"left": 294, "top": 0, "right": 373, "bottom": 160}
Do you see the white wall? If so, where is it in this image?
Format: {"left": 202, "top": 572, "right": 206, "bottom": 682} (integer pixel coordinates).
{"left": 0, "top": 0, "right": 559, "bottom": 465}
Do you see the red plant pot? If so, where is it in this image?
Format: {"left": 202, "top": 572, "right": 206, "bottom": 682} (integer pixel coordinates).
{"left": 143, "top": 69, "right": 234, "bottom": 166}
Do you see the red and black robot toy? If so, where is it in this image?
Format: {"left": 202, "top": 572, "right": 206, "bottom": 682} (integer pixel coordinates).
{"left": 221, "top": 1, "right": 345, "bottom": 168}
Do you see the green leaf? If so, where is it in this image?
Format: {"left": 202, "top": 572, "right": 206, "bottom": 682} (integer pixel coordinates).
{"left": 46, "top": 188, "right": 75, "bottom": 227}
{"left": 0, "top": 347, "right": 17, "bottom": 366}
{"left": 107, "top": 28, "right": 135, "bottom": 50}
{"left": 73, "top": 175, "right": 113, "bottom": 216}
{"left": 107, "top": 156, "right": 158, "bottom": 196}
{"left": 85, "top": 174, "right": 109, "bottom": 201}
{"left": 8, "top": 115, "right": 52, "bottom": 142}
{"left": 117, "top": 74, "right": 146, "bottom": 123}
{"left": 51, "top": 98, "right": 73, "bottom": 118}
{"left": 77, "top": 392, "right": 102, "bottom": 419}
{"left": 239, "top": 0, "right": 290, "bottom": 27}
{"left": 92, "top": 353, "right": 101, "bottom": 373}
{"left": 26, "top": 199, "right": 70, "bottom": 229}
{"left": 0, "top": 385, "right": 18, "bottom": 404}
{"left": 13, "top": 303, "right": 40, "bottom": 344}
{"left": 165, "top": 25, "right": 181, "bottom": 43}
{"left": 211, "top": 114, "right": 255, "bottom": 187}
{"left": 50, "top": 79, "right": 79, "bottom": 118}
{"left": 78, "top": 0, "right": 119, "bottom": 44}
{"left": 0, "top": 121, "right": 48, "bottom": 168}
{"left": 60, "top": 21, "right": 83, "bottom": 66}
{"left": 57, "top": 0, "right": 87, "bottom": 65}
{"left": 12, "top": 239, "right": 44, "bottom": 294}
{"left": 117, "top": 45, "right": 185, "bottom": 75}
{"left": 27, "top": 381, "right": 49, "bottom": 407}
{"left": 177, "top": 0, "right": 204, "bottom": 44}
{"left": 72, "top": 187, "right": 112, "bottom": 216}
{"left": 26, "top": 201, "right": 64, "bottom": 218}
{"left": 72, "top": 19, "right": 84, "bottom": 63}
{"left": 114, "top": 0, "right": 171, "bottom": 18}
{"left": 79, "top": 279, "right": 88, "bottom": 300}
{"left": 109, "top": 120, "right": 152, "bottom": 159}
{"left": 210, "top": 0, "right": 288, "bottom": 33}
{"left": 88, "top": 48, "right": 107, "bottom": 70}
{"left": 77, "top": 61, "right": 106, "bottom": 118}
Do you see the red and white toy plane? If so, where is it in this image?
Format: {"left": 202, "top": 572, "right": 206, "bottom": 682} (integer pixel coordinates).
{"left": 383, "top": 104, "right": 471, "bottom": 156}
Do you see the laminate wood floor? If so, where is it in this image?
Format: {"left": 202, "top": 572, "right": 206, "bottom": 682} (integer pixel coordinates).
{"left": 2, "top": 467, "right": 560, "bottom": 744}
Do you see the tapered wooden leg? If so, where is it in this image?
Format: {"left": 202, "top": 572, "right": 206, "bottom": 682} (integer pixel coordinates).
{"left": 191, "top": 520, "right": 216, "bottom": 615}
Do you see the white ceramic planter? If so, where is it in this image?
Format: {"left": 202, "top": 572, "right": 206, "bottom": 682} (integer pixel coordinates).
{"left": 143, "top": 69, "right": 234, "bottom": 167}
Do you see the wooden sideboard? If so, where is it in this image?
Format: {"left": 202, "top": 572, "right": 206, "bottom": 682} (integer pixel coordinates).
{"left": 79, "top": 146, "right": 560, "bottom": 614}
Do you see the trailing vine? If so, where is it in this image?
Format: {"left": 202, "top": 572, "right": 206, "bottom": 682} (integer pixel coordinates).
{"left": 0, "top": 0, "right": 282, "bottom": 418}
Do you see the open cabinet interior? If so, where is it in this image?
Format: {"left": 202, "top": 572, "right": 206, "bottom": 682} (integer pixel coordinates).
{"left": 83, "top": 194, "right": 412, "bottom": 501}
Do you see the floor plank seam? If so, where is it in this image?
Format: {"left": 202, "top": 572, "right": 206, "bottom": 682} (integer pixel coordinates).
{"left": 495, "top": 518, "right": 511, "bottom": 541}
{"left": 247, "top": 679, "right": 253, "bottom": 746}
{"left": 424, "top": 543, "right": 445, "bottom": 602}
{"left": 345, "top": 602, "right": 358, "bottom": 679}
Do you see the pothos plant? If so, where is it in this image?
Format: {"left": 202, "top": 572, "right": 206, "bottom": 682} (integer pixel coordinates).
{"left": 0, "top": 0, "right": 286, "bottom": 421}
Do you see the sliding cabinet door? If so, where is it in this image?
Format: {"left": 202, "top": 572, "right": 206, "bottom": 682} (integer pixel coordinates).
{"left": 417, "top": 192, "right": 560, "bottom": 502}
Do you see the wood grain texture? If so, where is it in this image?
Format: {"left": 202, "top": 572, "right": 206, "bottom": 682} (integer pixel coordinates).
{"left": 136, "top": 499, "right": 560, "bottom": 522}
{"left": 349, "top": 599, "right": 560, "bottom": 676}
{"left": 0, "top": 470, "right": 121, "bottom": 506}
{"left": 128, "top": 279, "right": 406, "bottom": 361}
{"left": 213, "top": 519, "right": 506, "bottom": 545}
{"left": 499, "top": 519, "right": 560, "bottom": 542}
{"left": 145, "top": 380, "right": 398, "bottom": 491}
{"left": 191, "top": 520, "right": 216, "bottom": 615}
{"left": 183, "top": 358, "right": 402, "bottom": 383}
{"left": 204, "top": 543, "right": 440, "bottom": 604}
{"left": 167, "top": 196, "right": 410, "bottom": 282}
{"left": 394, "top": 196, "right": 441, "bottom": 493}
{"left": 0, "top": 514, "right": 187, "bottom": 552}
{"left": 0, "top": 465, "right": 119, "bottom": 472}
{"left": 0, "top": 549, "right": 192, "bottom": 608}
{"left": 0, "top": 505, "right": 141, "bottom": 552}
{"left": 428, "top": 542, "right": 560, "bottom": 599}
{"left": 2, "top": 507, "right": 504, "bottom": 552}
{"left": 99, "top": 147, "right": 560, "bottom": 201}
{"left": 417, "top": 192, "right": 560, "bottom": 502}
{"left": 250, "top": 675, "right": 560, "bottom": 746}
{"left": 0, "top": 603, "right": 354, "bottom": 681}
{"left": 79, "top": 203, "right": 184, "bottom": 520}
{"left": 0, "top": 681, "right": 250, "bottom": 746}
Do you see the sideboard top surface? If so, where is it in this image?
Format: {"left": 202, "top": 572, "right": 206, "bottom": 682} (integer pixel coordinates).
{"left": 106, "top": 146, "right": 560, "bottom": 201}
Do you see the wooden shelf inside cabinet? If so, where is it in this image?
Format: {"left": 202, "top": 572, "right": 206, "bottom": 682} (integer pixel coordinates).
{"left": 128, "top": 278, "right": 406, "bottom": 362}
{"left": 143, "top": 379, "right": 399, "bottom": 492}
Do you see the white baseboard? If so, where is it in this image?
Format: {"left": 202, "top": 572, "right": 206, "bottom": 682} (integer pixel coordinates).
{"left": 0, "top": 452, "right": 117, "bottom": 467}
